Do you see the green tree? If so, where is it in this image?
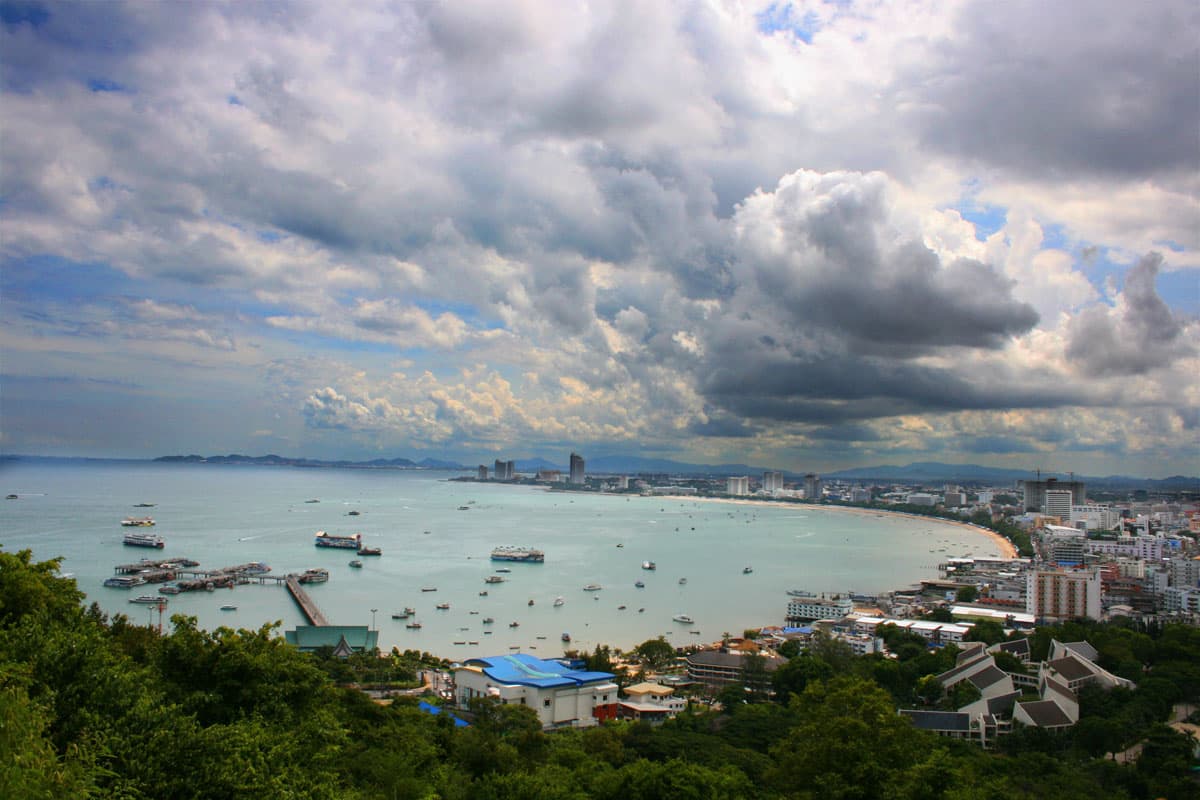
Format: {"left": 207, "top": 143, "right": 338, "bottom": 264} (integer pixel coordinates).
{"left": 954, "top": 585, "right": 978, "bottom": 603}
{"left": 633, "top": 637, "right": 675, "bottom": 671}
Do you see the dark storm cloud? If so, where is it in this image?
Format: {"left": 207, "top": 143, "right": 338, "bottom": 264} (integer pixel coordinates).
{"left": 699, "top": 349, "right": 1073, "bottom": 426}
{"left": 906, "top": 0, "right": 1200, "bottom": 178}
{"left": 731, "top": 171, "right": 1040, "bottom": 358}
{"left": 1066, "top": 253, "right": 1195, "bottom": 375}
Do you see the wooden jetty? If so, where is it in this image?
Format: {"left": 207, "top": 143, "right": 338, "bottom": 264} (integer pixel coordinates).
{"left": 285, "top": 575, "right": 329, "bottom": 626}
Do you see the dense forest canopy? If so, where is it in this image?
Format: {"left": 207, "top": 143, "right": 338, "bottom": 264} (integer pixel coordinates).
{"left": 1, "top": 547, "right": 1197, "bottom": 799}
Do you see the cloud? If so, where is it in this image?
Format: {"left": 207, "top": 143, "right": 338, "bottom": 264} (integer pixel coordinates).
{"left": 1, "top": 1, "right": 1197, "bottom": 474}
{"left": 1065, "top": 253, "right": 1196, "bottom": 375}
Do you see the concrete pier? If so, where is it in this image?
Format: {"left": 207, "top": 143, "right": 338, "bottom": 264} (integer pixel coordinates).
{"left": 285, "top": 575, "right": 329, "bottom": 626}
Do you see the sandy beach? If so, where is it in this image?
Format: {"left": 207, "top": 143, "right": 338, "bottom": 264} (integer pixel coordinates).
{"left": 654, "top": 493, "right": 1020, "bottom": 560}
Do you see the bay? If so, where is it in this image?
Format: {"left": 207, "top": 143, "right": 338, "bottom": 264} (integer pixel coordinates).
{"left": 0, "top": 460, "right": 1004, "bottom": 657}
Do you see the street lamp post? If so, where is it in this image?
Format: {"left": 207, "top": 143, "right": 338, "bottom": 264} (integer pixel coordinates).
{"left": 370, "top": 608, "right": 378, "bottom": 631}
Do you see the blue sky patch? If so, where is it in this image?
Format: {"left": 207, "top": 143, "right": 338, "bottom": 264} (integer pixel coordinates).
{"left": 87, "top": 77, "right": 129, "bottom": 94}
{"left": 0, "top": 1, "right": 49, "bottom": 28}
{"left": 756, "top": 2, "right": 821, "bottom": 43}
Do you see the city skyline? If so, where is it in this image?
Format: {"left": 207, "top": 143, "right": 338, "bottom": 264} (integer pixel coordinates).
{"left": 2, "top": 1, "right": 1197, "bottom": 477}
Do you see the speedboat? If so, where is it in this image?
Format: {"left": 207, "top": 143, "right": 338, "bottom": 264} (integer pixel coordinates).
{"left": 635, "top": 580, "right": 645, "bottom": 588}
{"left": 509, "top": 621, "right": 519, "bottom": 628}
{"left": 405, "top": 622, "right": 422, "bottom": 629}
{"left": 642, "top": 561, "right": 656, "bottom": 570}
{"left": 436, "top": 603, "right": 450, "bottom": 610}
{"left": 672, "top": 614, "right": 694, "bottom": 624}
{"left": 743, "top": 566, "right": 753, "bottom": 574}
{"left": 553, "top": 596, "right": 564, "bottom": 607}
{"left": 678, "top": 578, "right": 687, "bottom": 585}
{"left": 583, "top": 584, "right": 602, "bottom": 591}
{"left": 220, "top": 605, "right": 237, "bottom": 611}
{"left": 528, "top": 599, "right": 534, "bottom": 606}
{"left": 348, "top": 559, "right": 363, "bottom": 568}
{"left": 482, "top": 617, "right": 494, "bottom": 624}
{"left": 130, "top": 595, "right": 164, "bottom": 605}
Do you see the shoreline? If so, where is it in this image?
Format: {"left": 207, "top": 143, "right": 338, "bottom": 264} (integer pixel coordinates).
{"left": 637, "top": 492, "right": 1020, "bottom": 560}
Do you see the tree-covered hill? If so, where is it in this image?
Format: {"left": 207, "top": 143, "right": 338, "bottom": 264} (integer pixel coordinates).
{"left": 1, "top": 547, "right": 1196, "bottom": 799}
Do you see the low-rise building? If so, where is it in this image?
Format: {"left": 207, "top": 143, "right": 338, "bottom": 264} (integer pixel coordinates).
{"left": 685, "top": 649, "right": 785, "bottom": 688}
{"left": 618, "top": 681, "right": 687, "bottom": 724}
{"left": 786, "top": 594, "right": 854, "bottom": 624}
{"left": 454, "top": 654, "right": 618, "bottom": 729}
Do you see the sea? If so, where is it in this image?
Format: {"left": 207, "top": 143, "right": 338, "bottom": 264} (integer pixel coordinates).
{"left": 0, "top": 460, "right": 1005, "bottom": 658}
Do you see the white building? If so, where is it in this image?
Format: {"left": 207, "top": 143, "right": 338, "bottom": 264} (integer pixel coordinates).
{"left": 726, "top": 476, "right": 749, "bottom": 496}
{"left": 762, "top": 471, "right": 784, "bottom": 492}
{"left": 907, "top": 493, "right": 938, "bottom": 506}
{"left": 1026, "top": 568, "right": 1102, "bottom": 622}
{"left": 850, "top": 487, "right": 872, "bottom": 504}
{"left": 454, "top": 654, "right": 618, "bottom": 729}
{"left": 786, "top": 595, "right": 853, "bottom": 623}
{"left": 1043, "top": 490, "right": 1074, "bottom": 519}
{"left": 1070, "top": 505, "right": 1119, "bottom": 531}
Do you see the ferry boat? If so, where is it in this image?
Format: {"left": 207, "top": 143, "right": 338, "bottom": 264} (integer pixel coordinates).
{"left": 582, "top": 584, "right": 602, "bottom": 591}
{"left": 356, "top": 546, "right": 382, "bottom": 556}
{"left": 672, "top": 614, "right": 695, "bottom": 624}
{"left": 121, "top": 516, "right": 155, "bottom": 527}
{"left": 298, "top": 567, "right": 329, "bottom": 584}
{"left": 104, "top": 575, "right": 145, "bottom": 589}
{"left": 158, "top": 584, "right": 181, "bottom": 594}
{"left": 484, "top": 575, "right": 505, "bottom": 584}
{"left": 491, "top": 546, "right": 545, "bottom": 563}
{"left": 130, "top": 595, "right": 165, "bottom": 605}
{"left": 348, "top": 559, "right": 363, "bottom": 569}
{"left": 314, "top": 531, "right": 361, "bottom": 549}
{"left": 641, "top": 561, "right": 656, "bottom": 570}
{"left": 123, "top": 532, "right": 165, "bottom": 549}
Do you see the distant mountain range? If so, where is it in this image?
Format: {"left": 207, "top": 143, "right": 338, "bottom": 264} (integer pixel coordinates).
{"left": 3, "top": 453, "right": 1194, "bottom": 491}
{"left": 151, "top": 453, "right": 463, "bottom": 470}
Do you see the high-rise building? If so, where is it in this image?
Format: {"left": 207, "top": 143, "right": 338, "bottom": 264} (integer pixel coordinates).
{"left": 569, "top": 452, "right": 586, "bottom": 485}
{"left": 804, "top": 474, "right": 822, "bottom": 501}
{"left": 1026, "top": 568, "right": 1101, "bottom": 621}
{"left": 943, "top": 491, "right": 966, "bottom": 508}
{"left": 1019, "top": 478, "right": 1086, "bottom": 512}
{"left": 1043, "top": 490, "right": 1073, "bottom": 518}
{"left": 493, "top": 459, "right": 516, "bottom": 480}
{"left": 762, "top": 471, "right": 784, "bottom": 492}
{"left": 726, "top": 476, "right": 749, "bottom": 495}
{"left": 477, "top": 465, "right": 488, "bottom": 481}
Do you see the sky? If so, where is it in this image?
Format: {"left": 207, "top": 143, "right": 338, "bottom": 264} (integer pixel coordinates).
{"left": 1, "top": 0, "right": 1198, "bottom": 477}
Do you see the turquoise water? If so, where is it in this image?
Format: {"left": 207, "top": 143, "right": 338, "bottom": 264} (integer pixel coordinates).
{"left": 0, "top": 461, "right": 1003, "bottom": 656}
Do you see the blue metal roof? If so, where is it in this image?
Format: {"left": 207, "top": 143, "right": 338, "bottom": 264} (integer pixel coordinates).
{"left": 466, "top": 654, "right": 615, "bottom": 688}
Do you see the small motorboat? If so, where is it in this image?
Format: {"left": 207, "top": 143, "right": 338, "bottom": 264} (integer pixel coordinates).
{"left": 482, "top": 617, "right": 495, "bottom": 624}
{"left": 743, "top": 566, "right": 753, "bottom": 574}
{"left": 220, "top": 605, "right": 237, "bottom": 611}
{"left": 528, "top": 599, "right": 535, "bottom": 606}
{"left": 436, "top": 603, "right": 450, "bottom": 610}
{"left": 678, "top": 578, "right": 687, "bottom": 585}
{"left": 405, "top": 622, "right": 422, "bottom": 629}
{"left": 348, "top": 559, "right": 363, "bottom": 568}
{"left": 562, "top": 633, "right": 571, "bottom": 642}
{"left": 635, "top": 580, "right": 645, "bottom": 588}
{"left": 553, "top": 596, "right": 565, "bottom": 607}
{"left": 509, "top": 621, "right": 520, "bottom": 628}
